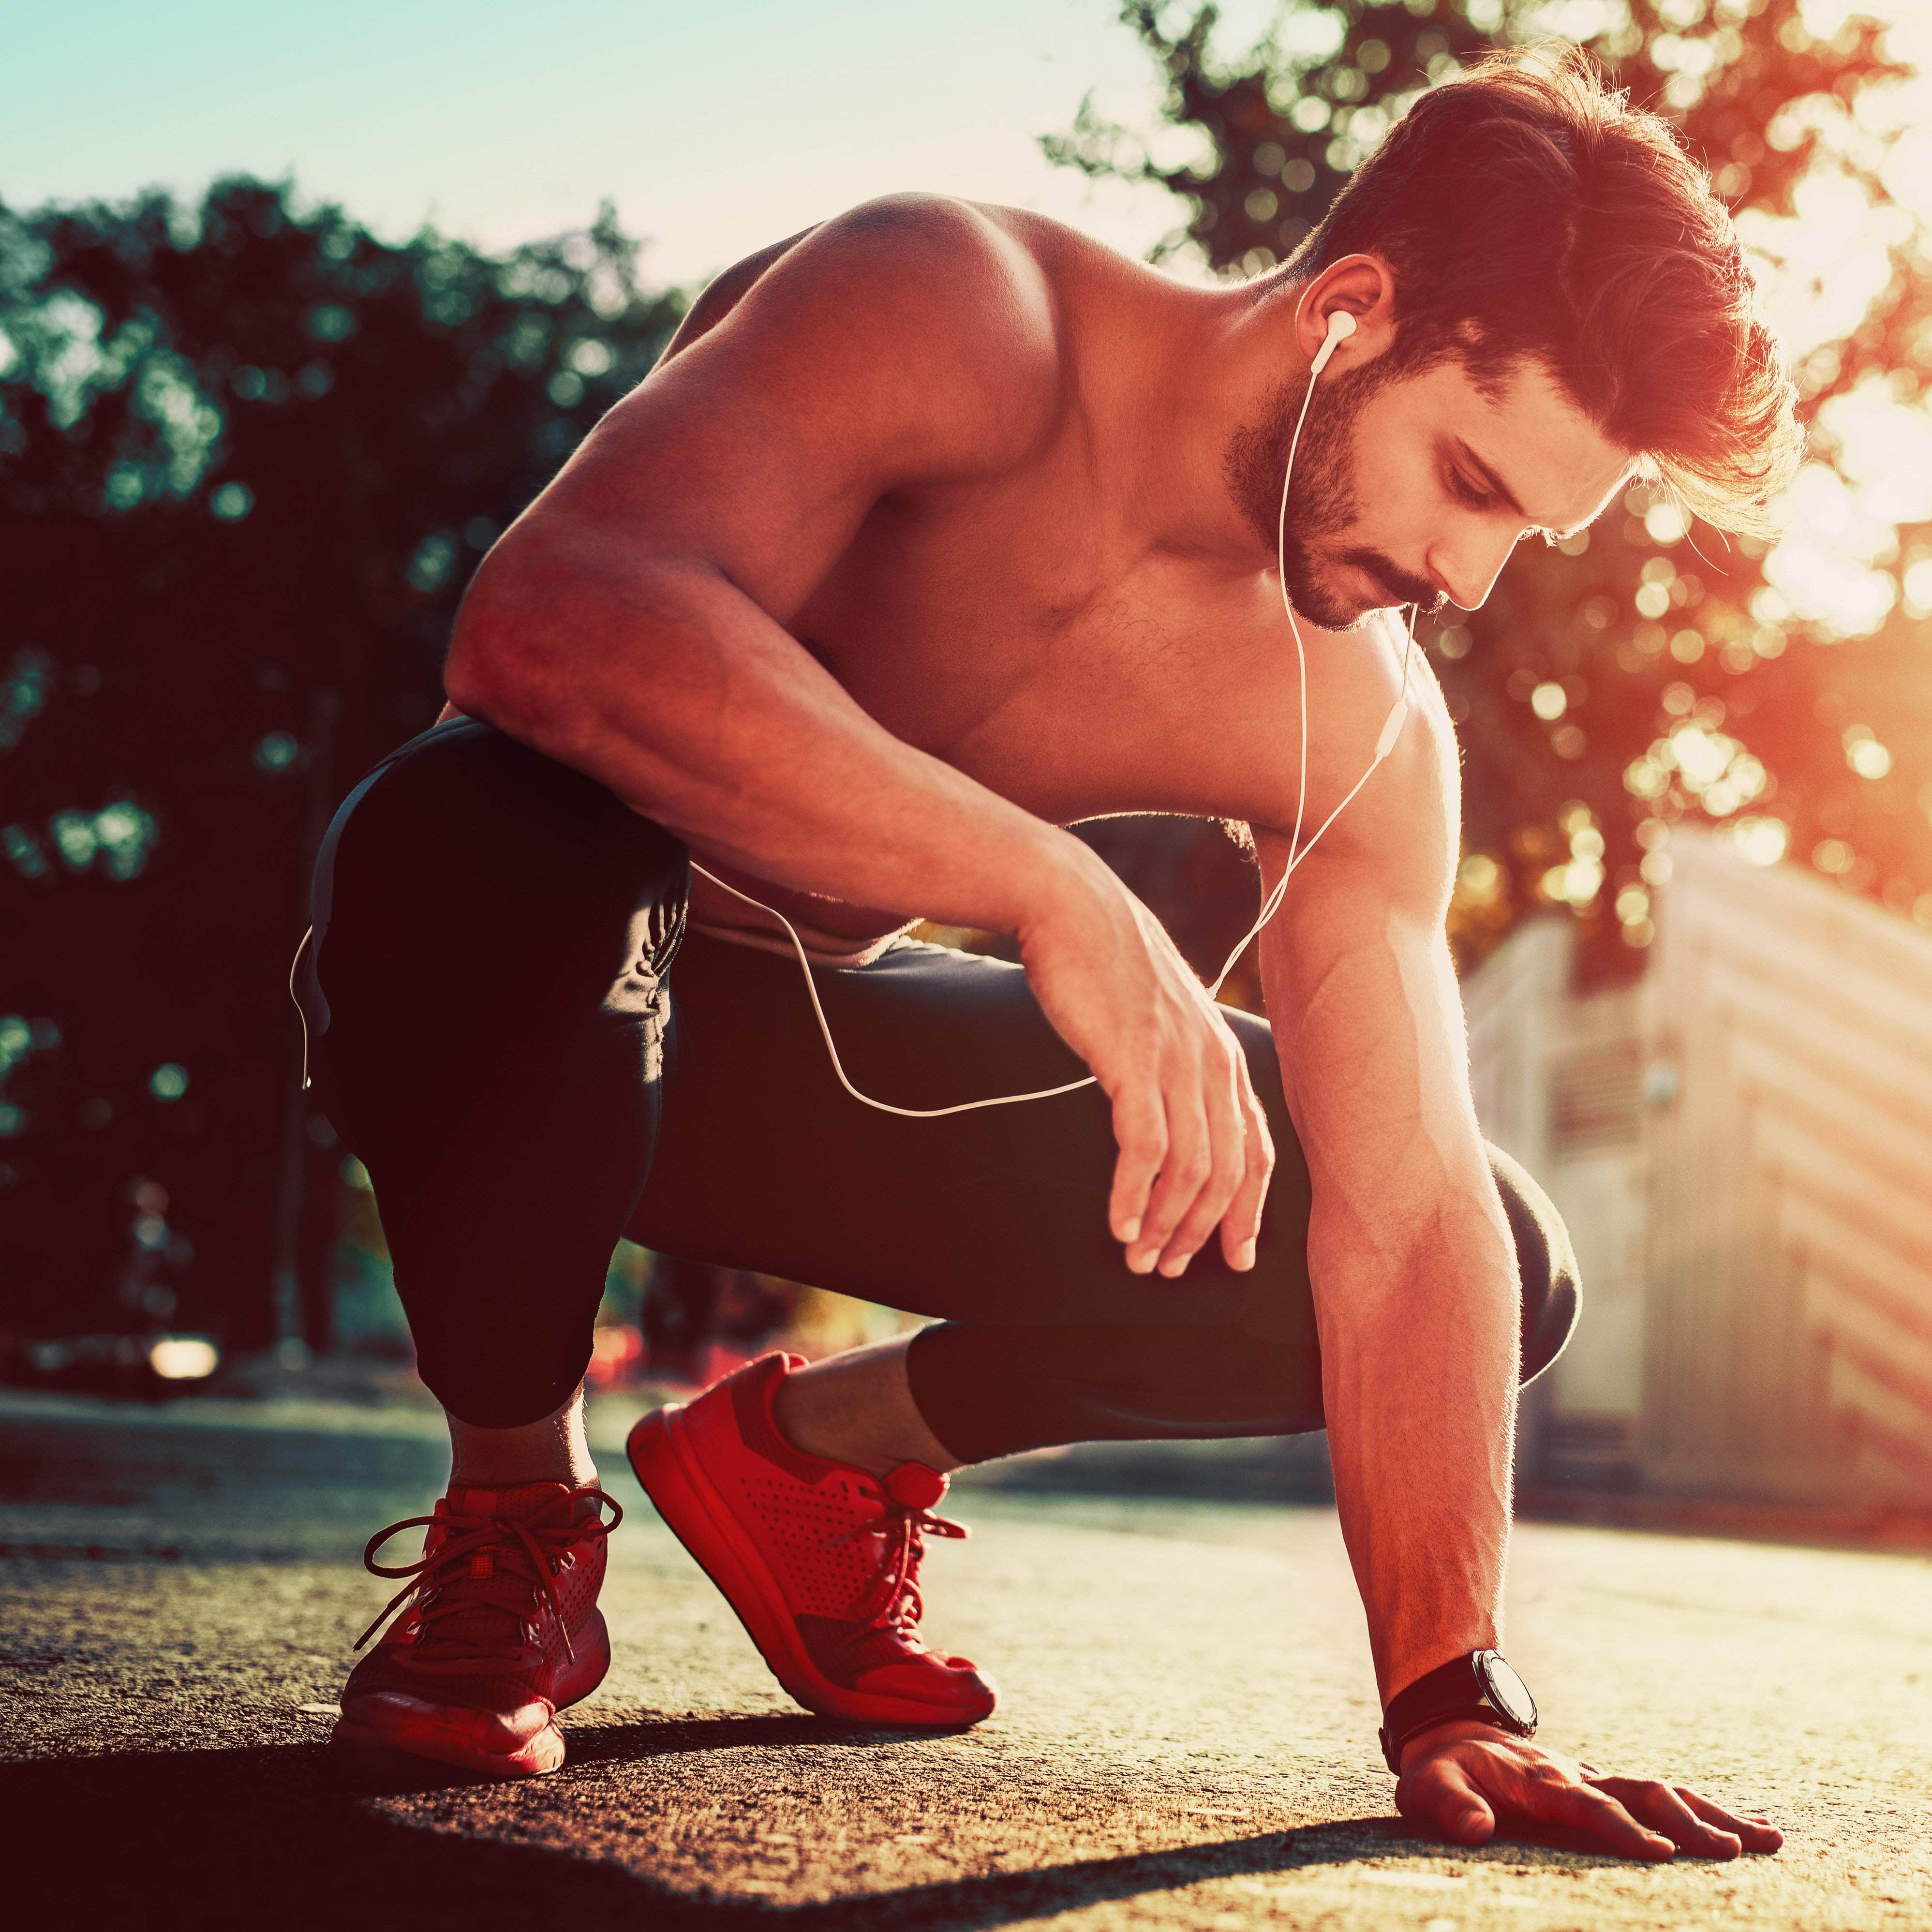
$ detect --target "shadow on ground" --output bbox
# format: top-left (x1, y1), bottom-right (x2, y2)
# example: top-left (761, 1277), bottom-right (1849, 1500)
top-left (10, 1712), bottom-right (1636, 1932)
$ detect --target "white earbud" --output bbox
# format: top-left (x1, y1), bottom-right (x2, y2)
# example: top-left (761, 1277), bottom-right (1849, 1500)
top-left (685, 290), bottom-right (1413, 1119)
top-left (1309, 307), bottom-right (1357, 377)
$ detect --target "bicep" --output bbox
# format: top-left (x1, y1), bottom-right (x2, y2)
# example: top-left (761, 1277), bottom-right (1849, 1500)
top-left (1253, 719), bottom-right (1494, 1267)
top-left (1258, 850), bottom-right (1473, 1186)
top-left (1254, 695), bottom-right (1461, 1098)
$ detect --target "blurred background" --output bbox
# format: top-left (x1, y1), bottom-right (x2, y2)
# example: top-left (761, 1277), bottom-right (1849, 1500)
top-left (1, 0), bottom-right (1926, 1515)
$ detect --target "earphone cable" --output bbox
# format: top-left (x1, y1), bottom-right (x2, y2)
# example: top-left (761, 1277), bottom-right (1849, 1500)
top-left (687, 861), bottom-right (1099, 1117)
top-left (691, 314), bottom-right (1412, 1117)
top-left (301, 313), bottom-right (1414, 1120)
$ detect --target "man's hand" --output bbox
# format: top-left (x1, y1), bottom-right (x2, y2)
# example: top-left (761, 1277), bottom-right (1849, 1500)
top-left (1397, 1721), bottom-right (1783, 1860)
top-left (1017, 853), bottom-right (1273, 1278)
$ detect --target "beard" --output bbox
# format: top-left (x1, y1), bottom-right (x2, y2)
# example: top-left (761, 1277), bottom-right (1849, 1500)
top-left (1224, 359), bottom-right (1443, 631)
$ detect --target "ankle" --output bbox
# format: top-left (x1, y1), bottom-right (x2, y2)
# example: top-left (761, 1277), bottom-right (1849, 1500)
top-left (449, 1461), bottom-right (598, 1489)
top-left (773, 1343), bottom-right (961, 1478)
top-left (773, 1395), bottom-right (896, 1479)
top-left (447, 1387), bottom-right (596, 1489)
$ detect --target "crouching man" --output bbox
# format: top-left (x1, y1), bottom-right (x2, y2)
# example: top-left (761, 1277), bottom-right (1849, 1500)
top-left (303, 48), bottom-right (1793, 1858)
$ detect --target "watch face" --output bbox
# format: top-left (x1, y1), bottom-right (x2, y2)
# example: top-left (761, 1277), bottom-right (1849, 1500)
top-left (1477, 1653), bottom-right (1537, 1730)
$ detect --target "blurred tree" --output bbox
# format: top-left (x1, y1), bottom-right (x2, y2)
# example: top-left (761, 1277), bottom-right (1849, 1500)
top-left (0, 179), bottom-right (684, 1353)
top-left (1050, 0), bottom-right (1932, 980)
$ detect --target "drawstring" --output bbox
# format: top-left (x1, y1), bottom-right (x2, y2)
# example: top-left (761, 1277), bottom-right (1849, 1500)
top-left (288, 927), bottom-right (314, 1092)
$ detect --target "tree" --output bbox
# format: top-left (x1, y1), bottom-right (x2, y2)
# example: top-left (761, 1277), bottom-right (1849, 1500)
top-left (0, 180), bottom-right (684, 1352)
top-left (1049, 0), bottom-right (1932, 977)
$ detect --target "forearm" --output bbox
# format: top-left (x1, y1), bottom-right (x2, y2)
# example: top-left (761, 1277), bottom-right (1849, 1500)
top-left (1256, 870), bottom-right (1521, 1708)
top-left (1314, 1189), bottom-right (1519, 1702)
top-left (446, 536), bottom-right (1096, 936)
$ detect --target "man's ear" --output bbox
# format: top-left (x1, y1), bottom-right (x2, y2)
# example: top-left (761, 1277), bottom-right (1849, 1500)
top-left (1294, 254), bottom-right (1397, 373)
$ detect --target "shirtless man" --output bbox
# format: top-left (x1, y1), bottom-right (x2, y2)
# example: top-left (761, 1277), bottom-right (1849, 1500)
top-left (301, 50), bottom-right (1797, 1856)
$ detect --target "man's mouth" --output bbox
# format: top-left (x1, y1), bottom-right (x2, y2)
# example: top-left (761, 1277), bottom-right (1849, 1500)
top-left (1355, 561), bottom-right (1404, 608)
top-left (1341, 550), bottom-right (1441, 613)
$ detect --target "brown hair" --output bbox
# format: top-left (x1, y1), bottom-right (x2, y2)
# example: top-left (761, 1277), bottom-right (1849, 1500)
top-left (1283, 45), bottom-right (1801, 535)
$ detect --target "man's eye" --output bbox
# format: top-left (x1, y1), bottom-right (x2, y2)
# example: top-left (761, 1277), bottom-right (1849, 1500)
top-left (1449, 469), bottom-right (1494, 510)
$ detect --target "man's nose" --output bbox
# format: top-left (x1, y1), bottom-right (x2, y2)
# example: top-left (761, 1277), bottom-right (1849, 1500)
top-left (1428, 529), bottom-right (1516, 612)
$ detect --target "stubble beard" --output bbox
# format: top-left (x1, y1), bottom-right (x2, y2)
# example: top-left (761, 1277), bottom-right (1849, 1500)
top-left (1224, 362), bottom-right (1438, 632)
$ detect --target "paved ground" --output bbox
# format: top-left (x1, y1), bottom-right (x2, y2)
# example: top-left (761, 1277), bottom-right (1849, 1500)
top-left (1, 1391), bottom-right (1927, 1931)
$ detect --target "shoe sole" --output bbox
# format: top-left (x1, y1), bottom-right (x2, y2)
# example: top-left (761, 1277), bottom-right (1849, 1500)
top-left (330, 1712), bottom-right (566, 1779)
top-left (627, 1406), bottom-right (995, 1727)
top-left (330, 1612), bottom-right (612, 1780)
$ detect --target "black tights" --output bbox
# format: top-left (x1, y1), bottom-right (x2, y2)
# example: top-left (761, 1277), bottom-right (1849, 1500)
top-left (303, 719), bottom-right (1578, 1464)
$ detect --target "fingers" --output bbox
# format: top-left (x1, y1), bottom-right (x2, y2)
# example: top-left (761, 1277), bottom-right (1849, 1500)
top-left (1402, 1744), bottom-right (1672, 1861)
top-left (1547, 1781), bottom-right (1677, 1860)
top-left (1675, 1785), bottom-right (1783, 1855)
top-left (1468, 1756), bottom-right (1674, 1860)
top-left (1107, 1082), bottom-right (1166, 1253)
top-left (1218, 1071), bottom-right (1274, 1270)
top-left (1401, 1738), bottom-right (1782, 1864)
top-left (1590, 1776), bottom-right (1781, 1858)
top-left (1151, 1030), bottom-right (1247, 1276)
top-left (1592, 1778), bottom-right (1740, 1860)
top-left (1081, 907), bottom-right (1269, 1278)
top-left (1399, 1756), bottom-right (1496, 1845)
top-left (1128, 1091), bottom-right (1209, 1274)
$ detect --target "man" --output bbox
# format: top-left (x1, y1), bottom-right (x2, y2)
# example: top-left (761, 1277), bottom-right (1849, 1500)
top-left (302, 48), bottom-right (1797, 1856)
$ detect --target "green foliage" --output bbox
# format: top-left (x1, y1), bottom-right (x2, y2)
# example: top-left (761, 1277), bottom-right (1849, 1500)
top-left (1052, 0), bottom-right (1932, 971)
top-left (0, 178), bottom-right (684, 1345)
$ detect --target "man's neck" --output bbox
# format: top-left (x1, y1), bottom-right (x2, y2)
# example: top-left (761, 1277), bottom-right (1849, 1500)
top-left (1107, 271), bottom-right (1314, 576)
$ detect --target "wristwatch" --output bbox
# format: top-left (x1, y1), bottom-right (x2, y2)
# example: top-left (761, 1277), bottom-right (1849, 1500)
top-left (1378, 1650), bottom-right (1538, 1774)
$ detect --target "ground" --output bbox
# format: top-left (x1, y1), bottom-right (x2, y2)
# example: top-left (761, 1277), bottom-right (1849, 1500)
top-left (1, 1389), bottom-right (1926, 1931)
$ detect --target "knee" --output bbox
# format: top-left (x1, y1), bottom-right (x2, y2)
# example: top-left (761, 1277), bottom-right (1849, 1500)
top-left (1485, 1143), bottom-right (1580, 1387)
top-left (324, 724), bottom-right (688, 1000)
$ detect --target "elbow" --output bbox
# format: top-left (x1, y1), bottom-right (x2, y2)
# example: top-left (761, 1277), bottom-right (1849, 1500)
top-left (442, 647), bottom-right (537, 739)
top-left (442, 529), bottom-right (576, 737)
top-left (441, 640), bottom-right (512, 729)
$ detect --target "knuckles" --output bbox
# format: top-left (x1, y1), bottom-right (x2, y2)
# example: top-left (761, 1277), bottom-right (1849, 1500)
top-left (1166, 1153), bottom-right (1213, 1192)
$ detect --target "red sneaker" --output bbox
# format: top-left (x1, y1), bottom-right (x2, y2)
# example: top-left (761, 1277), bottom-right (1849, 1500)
top-left (627, 1353), bottom-right (996, 1726)
top-left (332, 1481), bottom-right (622, 1779)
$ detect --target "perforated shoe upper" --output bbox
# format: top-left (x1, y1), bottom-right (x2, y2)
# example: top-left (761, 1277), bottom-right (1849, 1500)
top-left (682, 1354), bottom-right (983, 1696)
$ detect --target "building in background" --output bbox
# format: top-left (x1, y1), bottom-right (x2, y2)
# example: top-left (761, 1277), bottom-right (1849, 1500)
top-left (1467, 833), bottom-right (1932, 1505)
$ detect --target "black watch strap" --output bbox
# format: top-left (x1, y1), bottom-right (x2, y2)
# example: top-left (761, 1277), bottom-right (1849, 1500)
top-left (1377, 1650), bottom-right (1538, 1774)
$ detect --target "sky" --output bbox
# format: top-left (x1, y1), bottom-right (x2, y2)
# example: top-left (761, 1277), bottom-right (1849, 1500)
top-left (0, 0), bottom-right (1263, 288)
top-left (7, 0), bottom-right (1929, 649)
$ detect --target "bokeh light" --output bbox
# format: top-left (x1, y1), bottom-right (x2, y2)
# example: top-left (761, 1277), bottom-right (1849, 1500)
top-left (148, 1063), bottom-right (189, 1102)
top-left (147, 1335), bottom-right (218, 1380)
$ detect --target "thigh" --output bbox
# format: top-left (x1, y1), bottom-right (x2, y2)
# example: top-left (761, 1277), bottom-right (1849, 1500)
top-left (629, 933), bottom-right (1321, 1346)
top-left (907, 1321), bottom-right (1328, 1462)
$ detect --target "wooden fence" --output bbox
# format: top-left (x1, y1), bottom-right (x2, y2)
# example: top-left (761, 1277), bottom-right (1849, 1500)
top-left (1463, 833), bottom-right (1932, 1502)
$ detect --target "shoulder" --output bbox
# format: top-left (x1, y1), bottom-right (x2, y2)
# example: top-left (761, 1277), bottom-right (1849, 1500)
top-left (658, 195), bottom-right (1065, 458)
top-left (773, 193), bottom-right (1055, 314)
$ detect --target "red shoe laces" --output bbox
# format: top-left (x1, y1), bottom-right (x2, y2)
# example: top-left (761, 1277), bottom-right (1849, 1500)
top-left (353, 1485), bottom-right (622, 1667)
top-left (840, 1487), bottom-right (967, 1635)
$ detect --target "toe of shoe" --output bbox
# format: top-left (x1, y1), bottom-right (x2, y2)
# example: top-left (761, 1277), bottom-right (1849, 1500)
top-left (854, 1657), bottom-right (998, 1719)
top-left (335, 1692), bottom-right (565, 1775)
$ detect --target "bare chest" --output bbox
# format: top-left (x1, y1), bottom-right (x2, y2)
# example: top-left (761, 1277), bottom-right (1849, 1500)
top-left (686, 468), bottom-right (1410, 945)
top-left (788, 475), bottom-right (1290, 828)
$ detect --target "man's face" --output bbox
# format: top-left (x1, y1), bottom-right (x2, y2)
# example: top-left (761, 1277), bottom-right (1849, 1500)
top-left (1228, 351), bottom-right (1633, 631)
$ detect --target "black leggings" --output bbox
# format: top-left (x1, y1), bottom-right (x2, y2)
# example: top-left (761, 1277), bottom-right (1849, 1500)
top-left (302, 718), bottom-right (1578, 1463)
